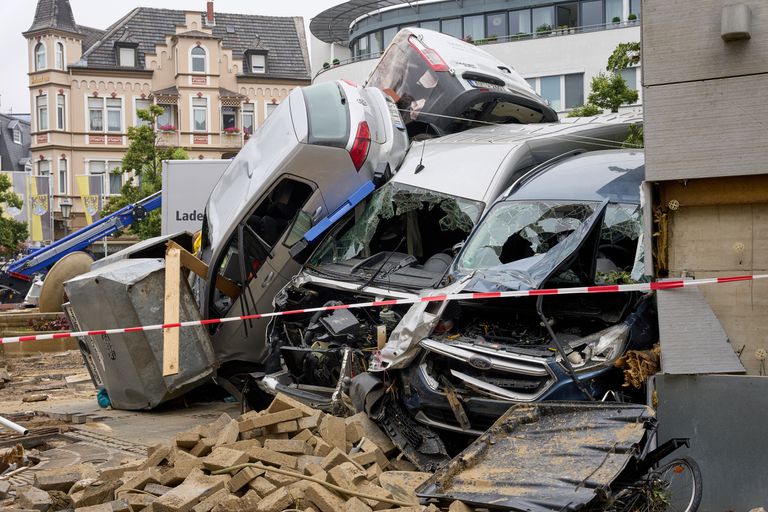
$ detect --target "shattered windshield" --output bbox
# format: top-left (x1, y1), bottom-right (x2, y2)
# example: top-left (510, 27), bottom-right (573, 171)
top-left (309, 182), bottom-right (483, 271)
top-left (458, 201), bottom-right (642, 278)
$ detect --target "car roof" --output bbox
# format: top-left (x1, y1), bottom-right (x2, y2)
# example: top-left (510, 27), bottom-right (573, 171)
top-left (391, 140), bottom-right (516, 203)
top-left (508, 150), bottom-right (645, 204)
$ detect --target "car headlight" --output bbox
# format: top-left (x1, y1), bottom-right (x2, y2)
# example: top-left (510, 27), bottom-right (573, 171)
top-left (558, 323), bottom-right (630, 373)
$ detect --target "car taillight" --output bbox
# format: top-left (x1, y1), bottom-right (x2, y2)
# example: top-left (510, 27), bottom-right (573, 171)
top-left (408, 38), bottom-right (449, 72)
top-left (349, 122), bottom-right (371, 171)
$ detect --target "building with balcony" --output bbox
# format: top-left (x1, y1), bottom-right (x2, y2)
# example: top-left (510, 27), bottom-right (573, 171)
top-left (23, 0), bottom-right (310, 236)
top-left (310, 0), bottom-right (641, 114)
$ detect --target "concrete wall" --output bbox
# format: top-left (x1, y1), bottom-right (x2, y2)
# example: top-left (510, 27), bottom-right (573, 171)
top-left (643, 0), bottom-right (768, 181)
top-left (656, 374), bottom-right (768, 510)
top-left (644, 0), bottom-right (768, 377)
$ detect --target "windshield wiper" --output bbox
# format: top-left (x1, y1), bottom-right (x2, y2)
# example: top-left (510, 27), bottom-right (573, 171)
top-left (357, 237), bottom-right (405, 291)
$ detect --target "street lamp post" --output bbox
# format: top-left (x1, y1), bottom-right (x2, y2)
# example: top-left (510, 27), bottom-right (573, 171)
top-left (60, 200), bottom-right (72, 238)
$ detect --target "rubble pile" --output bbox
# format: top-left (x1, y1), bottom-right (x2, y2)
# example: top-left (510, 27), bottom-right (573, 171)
top-left (8, 394), bottom-right (448, 512)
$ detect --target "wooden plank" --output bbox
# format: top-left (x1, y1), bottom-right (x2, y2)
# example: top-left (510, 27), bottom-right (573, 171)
top-left (163, 245), bottom-right (181, 377)
top-left (166, 241), bottom-right (240, 300)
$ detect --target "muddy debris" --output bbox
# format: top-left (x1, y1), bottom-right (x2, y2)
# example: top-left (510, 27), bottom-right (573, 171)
top-left (0, 393), bottom-right (479, 511)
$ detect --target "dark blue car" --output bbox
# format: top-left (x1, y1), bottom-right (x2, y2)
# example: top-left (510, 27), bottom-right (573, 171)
top-left (392, 150), bottom-right (657, 435)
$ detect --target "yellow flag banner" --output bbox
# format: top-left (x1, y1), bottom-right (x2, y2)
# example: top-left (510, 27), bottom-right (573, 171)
top-left (76, 175), bottom-right (104, 225)
top-left (27, 175), bottom-right (53, 242)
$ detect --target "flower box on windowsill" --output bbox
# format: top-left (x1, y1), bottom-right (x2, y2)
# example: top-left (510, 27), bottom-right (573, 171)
top-left (158, 124), bottom-right (177, 134)
top-left (223, 128), bottom-right (241, 136)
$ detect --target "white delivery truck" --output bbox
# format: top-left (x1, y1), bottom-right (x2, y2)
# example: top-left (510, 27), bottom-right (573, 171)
top-left (161, 160), bottom-right (232, 236)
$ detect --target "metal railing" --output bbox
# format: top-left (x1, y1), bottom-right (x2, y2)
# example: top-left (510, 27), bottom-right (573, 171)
top-left (315, 19), bottom-right (640, 77)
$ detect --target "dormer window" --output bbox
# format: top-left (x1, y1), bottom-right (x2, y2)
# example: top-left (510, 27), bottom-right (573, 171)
top-left (12, 129), bottom-right (21, 145)
top-left (116, 43), bottom-right (138, 68)
top-left (245, 50), bottom-right (268, 75)
top-left (250, 54), bottom-right (266, 74)
top-left (34, 43), bottom-right (46, 71)
top-left (191, 46), bottom-right (207, 73)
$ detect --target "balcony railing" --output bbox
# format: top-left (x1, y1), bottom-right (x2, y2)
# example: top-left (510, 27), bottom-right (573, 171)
top-left (316, 19), bottom-right (640, 77)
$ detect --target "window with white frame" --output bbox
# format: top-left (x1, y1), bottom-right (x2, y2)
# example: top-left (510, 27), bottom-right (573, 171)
top-left (265, 102), bottom-right (279, 118)
top-left (37, 95), bottom-right (48, 131)
top-left (56, 95), bottom-right (66, 130)
top-left (88, 97), bottom-right (104, 131)
top-left (106, 98), bottom-right (122, 132)
top-left (135, 98), bottom-right (152, 126)
top-left (250, 54), bottom-right (266, 74)
top-left (242, 103), bottom-right (255, 135)
top-left (619, 67), bottom-right (638, 92)
top-left (38, 160), bottom-right (51, 176)
top-left (88, 160), bottom-right (122, 196)
top-left (191, 46), bottom-right (206, 73)
top-left (34, 43), bottom-right (46, 71)
top-left (539, 76), bottom-right (561, 110)
top-left (527, 73), bottom-right (585, 111)
top-left (221, 106), bottom-right (237, 131)
top-left (157, 104), bottom-right (177, 130)
top-left (193, 98), bottom-right (208, 131)
top-left (58, 159), bottom-right (67, 194)
top-left (107, 161), bottom-right (122, 195)
top-left (119, 47), bottom-right (136, 67)
top-left (12, 129), bottom-right (21, 145)
top-left (55, 42), bottom-right (64, 70)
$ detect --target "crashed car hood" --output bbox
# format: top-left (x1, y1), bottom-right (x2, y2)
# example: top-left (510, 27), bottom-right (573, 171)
top-left (461, 200), bottom-right (609, 292)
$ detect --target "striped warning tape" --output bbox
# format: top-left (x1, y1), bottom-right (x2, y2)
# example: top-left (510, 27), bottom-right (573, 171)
top-left (3, 274), bottom-right (765, 345)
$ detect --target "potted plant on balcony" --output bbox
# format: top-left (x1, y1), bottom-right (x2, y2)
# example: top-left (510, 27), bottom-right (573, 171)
top-left (332, 58), bottom-right (340, 66)
top-left (323, 62), bottom-right (331, 70)
top-left (628, 13), bottom-right (638, 24)
top-left (535, 24), bottom-right (552, 37)
top-left (158, 124), bottom-right (176, 133)
top-left (612, 16), bottom-right (621, 26)
top-left (223, 127), bottom-right (241, 136)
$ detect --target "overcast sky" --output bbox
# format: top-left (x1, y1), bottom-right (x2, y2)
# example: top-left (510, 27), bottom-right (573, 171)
top-left (0, 0), bottom-right (341, 114)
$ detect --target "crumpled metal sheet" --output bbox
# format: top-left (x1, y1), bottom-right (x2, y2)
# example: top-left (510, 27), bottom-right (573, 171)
top-left (416, 402), bottom-right (653, 511)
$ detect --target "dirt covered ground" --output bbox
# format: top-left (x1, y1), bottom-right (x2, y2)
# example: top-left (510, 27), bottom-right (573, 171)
top-left (0, 350), bottom-right (96, 413)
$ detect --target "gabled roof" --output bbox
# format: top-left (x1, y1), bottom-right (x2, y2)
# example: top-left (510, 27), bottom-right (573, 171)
top-left (25, 0), bottom-right (81, 36)
top-left (76, 8), bottom-right (310, 80)
top-left (0, 114), bottom-right (32, 174)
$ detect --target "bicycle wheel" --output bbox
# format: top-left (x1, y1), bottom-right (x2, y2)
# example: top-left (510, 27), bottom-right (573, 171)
top-left (649, 457), bottom-right (702, 512)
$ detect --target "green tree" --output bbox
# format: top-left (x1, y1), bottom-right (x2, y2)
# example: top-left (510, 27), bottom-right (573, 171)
top-left (623, 123), bottom-right (644, 148)
top-left (607, 41), bottom-right (641, 72)
top-left (0, 174), bottom-right (28, 255)
top-left (587, 72), bottom-right (639, 113)
top-left (102, 106), bottom-right (188, 239)
top-left (566, 103), bottom-right (602, 117)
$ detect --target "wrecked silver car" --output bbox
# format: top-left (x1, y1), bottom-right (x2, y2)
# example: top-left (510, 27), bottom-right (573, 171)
top-left (258, 121), bottom-right (643, 409)
top-left (198, 80), bottom-right (408, 369)
top-left (367, 27), bottom-right (558, 138)
top-left (369, 150), bottom-right (657, 436)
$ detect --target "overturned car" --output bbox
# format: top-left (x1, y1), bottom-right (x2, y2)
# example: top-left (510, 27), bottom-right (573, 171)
top-left (372, 150), bottom-right (655, 435)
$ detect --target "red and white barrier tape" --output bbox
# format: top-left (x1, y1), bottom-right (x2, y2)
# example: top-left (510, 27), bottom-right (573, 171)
top-left (4, 274), bottom-right (766, 345)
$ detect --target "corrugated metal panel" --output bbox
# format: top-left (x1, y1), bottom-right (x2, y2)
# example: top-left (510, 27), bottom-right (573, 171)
top-left (657, 285), bottom-right (745, 374)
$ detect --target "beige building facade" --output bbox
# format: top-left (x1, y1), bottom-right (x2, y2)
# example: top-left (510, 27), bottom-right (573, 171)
top-left (23, 0), bottom-right (310, 235)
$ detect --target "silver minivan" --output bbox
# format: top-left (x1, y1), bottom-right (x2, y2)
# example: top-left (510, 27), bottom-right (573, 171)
top-left (199, 80), bottom-right (408, 366)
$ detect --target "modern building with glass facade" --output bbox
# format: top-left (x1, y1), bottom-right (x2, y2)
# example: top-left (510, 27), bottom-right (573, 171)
top-left (309, 0), bottom-right (642, 115)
